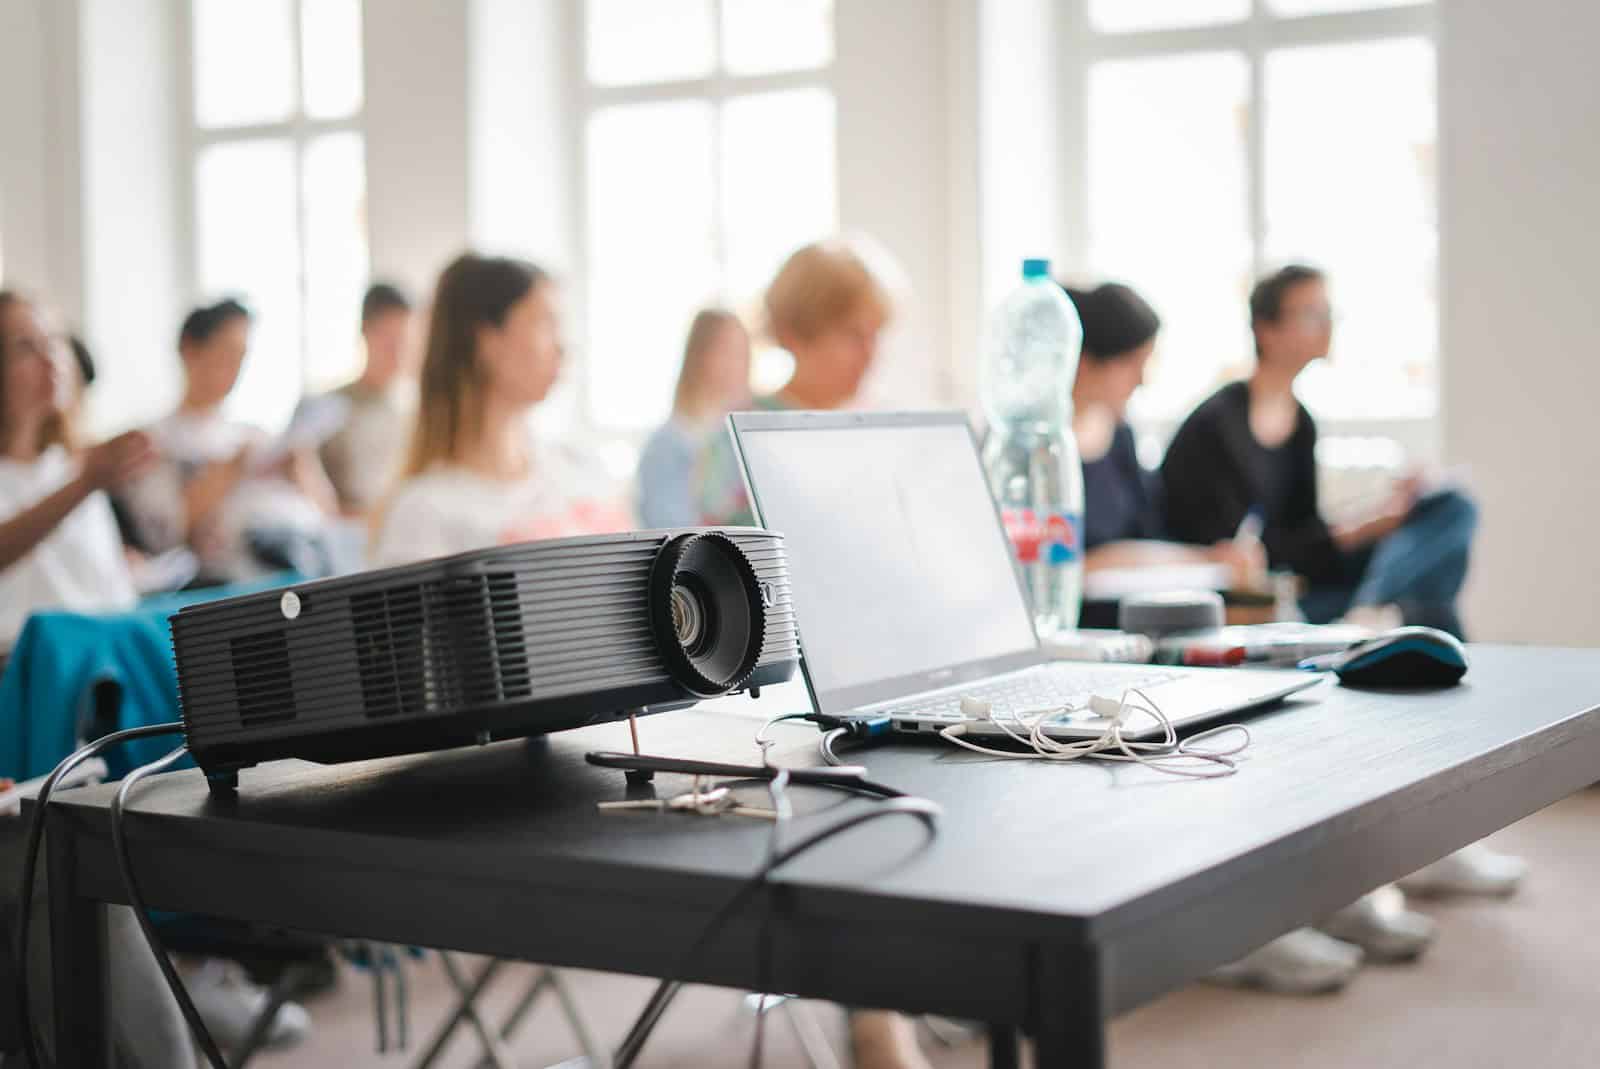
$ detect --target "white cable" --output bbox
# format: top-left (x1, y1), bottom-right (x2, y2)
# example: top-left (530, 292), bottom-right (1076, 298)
top-left (937, 687), bottom-right (1250, 779)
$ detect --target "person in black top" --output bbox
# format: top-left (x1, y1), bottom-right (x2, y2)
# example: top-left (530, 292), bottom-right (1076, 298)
top-left (1067, 282), bottom-right (1264, 580)
top-left (1160, 265), bottom-right (1476, 635)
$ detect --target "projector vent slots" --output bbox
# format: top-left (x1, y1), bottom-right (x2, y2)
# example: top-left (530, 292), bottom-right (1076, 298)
top-left (229, 630), bottom-right (296, 726)
top-left (351, 571), bottom-right (528, 720)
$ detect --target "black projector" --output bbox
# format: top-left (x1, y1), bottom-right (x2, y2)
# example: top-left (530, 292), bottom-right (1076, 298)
top-left (171, 528), bottom-right (798, 789)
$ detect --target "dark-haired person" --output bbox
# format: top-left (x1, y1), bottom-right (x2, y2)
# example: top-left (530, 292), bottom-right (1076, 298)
top-left (0, 292), bottom-right (151, 650)
top-left (1066, 281), bottom-right (1440, 994)
top-left (122, 299), bottom-right (337, 583)
top-left (1161, 265), bottom-right (1476, 635)
top-left (1063, 282), bottom-right (1264, 590)
top-left (318, 282), bottom-right (417, 517)
top-left (372, 253), bottom-right (628, 565)
top-left (1160, 265), bottom-right (1525, 909)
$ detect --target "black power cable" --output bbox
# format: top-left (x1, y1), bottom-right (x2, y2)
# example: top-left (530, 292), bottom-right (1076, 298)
top-left (13, 722), bottom-right (185, 1069)
top-left (613, 791), bottom-right (941, 1069)
top-left (110, 745), bottom-right (230, 1068)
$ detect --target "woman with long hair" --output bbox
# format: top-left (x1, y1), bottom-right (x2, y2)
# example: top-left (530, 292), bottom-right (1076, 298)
top-left (637, 307), bottom-right (751, 527)
top-left (372, 253), bottom-right (627, 565)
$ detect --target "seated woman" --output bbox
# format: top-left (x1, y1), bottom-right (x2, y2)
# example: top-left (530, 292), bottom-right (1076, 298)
top-left (1065, 282), bottom-right (1265, 622)
top-left (0, 291), bottom-right (148, 650)
top-left (122, 299), bottom-right (338, 582)
top-left (1159, 265), bottom-right (1475, 636)
top-left (697, 237), bottom-right (897, 527)
top-left (372, 253), bottom-right (628, 566)
top-left (637, 308), bottom-right (751, 528)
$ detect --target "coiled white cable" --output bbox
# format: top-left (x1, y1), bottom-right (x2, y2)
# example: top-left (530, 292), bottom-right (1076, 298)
top-left (938, 687), bottom-right (1250, 779)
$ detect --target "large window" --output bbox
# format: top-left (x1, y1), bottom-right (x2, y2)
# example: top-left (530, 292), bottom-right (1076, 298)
top-left (580, 0), bottom-right (837, 431)
top-left (1068, 0), bottom-right (1436, 428)
top-left (189, 0), bottom-right (368, 429)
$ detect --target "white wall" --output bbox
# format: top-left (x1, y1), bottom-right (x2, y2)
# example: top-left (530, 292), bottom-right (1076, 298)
top-left (0, 0), bottom-right (81, 315)
top-left (1440, 0), bottom-right (1600, 646)
top-left (835, 0), bottom-right (961, 407)
top-left (363, 0), bottom-right (472, 298)
top-left (79, 0), bottom-right (185, 433)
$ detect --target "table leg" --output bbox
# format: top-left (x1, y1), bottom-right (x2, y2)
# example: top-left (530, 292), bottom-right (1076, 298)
top-left (989, 1024), bottom-right (1021, 1068)
top-left (1032, 943), bottom-right (1105, 1069)
top-left (47, 813), bottom-right (111, 1068)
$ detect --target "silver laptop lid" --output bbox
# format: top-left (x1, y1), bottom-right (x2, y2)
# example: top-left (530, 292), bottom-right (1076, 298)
top-left (728, 410), bottom-right (1041, 715)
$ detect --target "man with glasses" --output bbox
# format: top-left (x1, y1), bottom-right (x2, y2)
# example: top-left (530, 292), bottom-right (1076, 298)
top-left (1161, 264), bottom-right (1475, 635)
top-left (1155, 265), bottom-right (1523, 995)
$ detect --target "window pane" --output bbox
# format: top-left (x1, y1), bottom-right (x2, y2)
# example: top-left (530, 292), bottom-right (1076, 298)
top-left (721, 89), bottom-right (837, 310)
top-left (302, 133), bottom-right (369, 393)
top-left (1268, 0), bottom-right (1426, 15)
top-left (301, 0), bottom-right (364, 120)
top-left (1088, 53), bottom-right (1250, 419)
top-left (196, 139), bottom-right (302, 428)
top-left (1089, 0), bottom-right (1248, 33)
top-left (585, 0), bottom-right (714, 87)
top-left (721, 0), bottom-right (833, 75)
top-left (193, 0), bottom-right (295, 128)
top-left (585, 101), bottom-right (717, 429)
top-left (1265, 38), bottom-right (1436, 419)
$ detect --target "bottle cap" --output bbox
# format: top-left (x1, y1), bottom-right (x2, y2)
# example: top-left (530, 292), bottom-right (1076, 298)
top-left (1021, 258), bottom-right (1051, 281)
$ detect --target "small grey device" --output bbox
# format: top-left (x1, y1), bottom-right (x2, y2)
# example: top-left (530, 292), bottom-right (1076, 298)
top-left (172, 529), bottom-right (799, 789)
top-left (727, 410), bottom-right (1318, 742)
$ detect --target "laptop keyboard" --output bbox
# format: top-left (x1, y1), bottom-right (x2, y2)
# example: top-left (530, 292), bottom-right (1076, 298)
top-left (885, 663), bottom-right (1184, 720)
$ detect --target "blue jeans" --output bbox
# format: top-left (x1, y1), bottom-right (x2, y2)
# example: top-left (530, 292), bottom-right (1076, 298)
top-left (1301, 489), bottom-right (1477, 637)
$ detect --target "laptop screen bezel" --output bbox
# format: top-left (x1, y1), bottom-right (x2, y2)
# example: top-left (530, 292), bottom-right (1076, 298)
top-left (728, 408), bottom-right (1044, 716)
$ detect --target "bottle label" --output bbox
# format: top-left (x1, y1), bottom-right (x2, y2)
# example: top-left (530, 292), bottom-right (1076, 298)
top-left (1001, 509), bottom-right (1081, 566)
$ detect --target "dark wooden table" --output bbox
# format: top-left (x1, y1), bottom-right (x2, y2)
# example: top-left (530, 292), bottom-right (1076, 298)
top-left (43, 645), bottom-right (1600, 1067)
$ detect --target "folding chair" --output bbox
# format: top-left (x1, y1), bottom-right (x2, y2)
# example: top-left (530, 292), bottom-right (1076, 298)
top-left (411, 954), bottom-right (606, 1069)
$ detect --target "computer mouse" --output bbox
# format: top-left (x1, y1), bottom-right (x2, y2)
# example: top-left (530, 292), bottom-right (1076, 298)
top-left (1306, 626), bottom-right (1468, 688)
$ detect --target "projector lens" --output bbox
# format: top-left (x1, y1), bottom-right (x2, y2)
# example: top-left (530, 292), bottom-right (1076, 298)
top-left (649, 533), bottom-right (766, 696)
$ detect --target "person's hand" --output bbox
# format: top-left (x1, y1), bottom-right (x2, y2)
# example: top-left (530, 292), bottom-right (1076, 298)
top-left (79, 430), bottom-right (155, 491)
top-left (1207, 538), bottom-right (1268, 590)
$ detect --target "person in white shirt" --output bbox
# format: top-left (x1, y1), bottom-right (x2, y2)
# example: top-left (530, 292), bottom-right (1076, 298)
top-left (373, 254), bottom-right (629, 567)
top-left (0, 291), bottom-right (150, 649)
top-left (122, 299), bottom-right (338, 581)
top-left (318, 282), bottom-right (417, 518)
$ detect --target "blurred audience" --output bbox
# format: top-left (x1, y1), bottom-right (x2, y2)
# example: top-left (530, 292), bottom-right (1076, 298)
top-left (120, 299), bottom-right (338, 582)
top-left (319, 282), bottom-right (417, 518)
top-left (697, 237), bottom-right (897, 526)
top-left (1160, 265), bottom-right (1476, 636)
top-left (372, 253), bottom-right (628, 566)
top-left (0, 291), bottom-right (151, 650)
top-left (637, 307), bottom-right (751, 528)
top-left (1066, 281), bottom-right (1265, 589)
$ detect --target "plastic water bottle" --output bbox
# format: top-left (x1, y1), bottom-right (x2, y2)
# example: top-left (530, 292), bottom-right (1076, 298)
top-left (980, 258), bottom-right (1085, 636)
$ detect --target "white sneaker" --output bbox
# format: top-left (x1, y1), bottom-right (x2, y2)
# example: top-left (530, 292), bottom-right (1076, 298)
top-left (1319, 885), bottom-right (1436, 963)
top-left (184, 958), bottom-right (311, 1050)
top-left (1398, 844), bottom-right (1527, 898)
top-left (1208, 928), bottom-right (1363, 995)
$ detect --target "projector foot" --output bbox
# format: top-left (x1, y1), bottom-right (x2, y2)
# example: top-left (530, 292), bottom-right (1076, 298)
top-left (625, 768), bottom-right (656, 785)
top-left (205, 769), bottom-right (239, 795)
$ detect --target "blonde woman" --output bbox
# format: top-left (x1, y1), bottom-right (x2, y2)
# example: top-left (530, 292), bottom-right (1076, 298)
top-left (637, 308), bottom-right (752, 527)
top-left (373, 253), bottom-right (628, 565)
top-left (698, 238), bottom-right (898, 527)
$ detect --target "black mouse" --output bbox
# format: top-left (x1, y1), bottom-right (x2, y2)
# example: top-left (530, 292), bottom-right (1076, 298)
top-left (1303, 626), bottom-right (1468, 688)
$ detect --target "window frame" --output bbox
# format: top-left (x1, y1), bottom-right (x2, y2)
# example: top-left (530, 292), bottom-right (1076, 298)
top-left (180, 0), bottom-right (368, 417)
top-left (570, 0), bottom-right (839, 435)
top-left (1057, 0), bottom-right (1439, 447)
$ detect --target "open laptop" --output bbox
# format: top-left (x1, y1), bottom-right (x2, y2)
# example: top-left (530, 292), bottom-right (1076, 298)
top-left (728, 410), bottom-right (1319, 741)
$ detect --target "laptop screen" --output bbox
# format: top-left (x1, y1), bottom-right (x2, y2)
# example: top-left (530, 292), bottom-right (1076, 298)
top-left (731, 412), bottom-right (1040, 714)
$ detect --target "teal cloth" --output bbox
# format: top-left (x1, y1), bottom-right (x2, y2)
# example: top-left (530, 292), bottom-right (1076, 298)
top-left (0, 575), bottom-right (297, 781)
